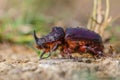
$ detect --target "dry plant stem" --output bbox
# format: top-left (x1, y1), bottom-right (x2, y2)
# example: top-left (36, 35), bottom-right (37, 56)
top-left (105, 0), bottom-right (110, 22)
top-left (87, 0), bottom-right (111, 36)
top-left (87, 0), bottom-right (97, 30)
top-left (92, 0), bottom-right (98, 30)
top-left (112, 15), bottom-right (120, 23)
top-left (94, 0), bottom-right (102, 33)
top-left (100, 0), bottom-right (110, 36)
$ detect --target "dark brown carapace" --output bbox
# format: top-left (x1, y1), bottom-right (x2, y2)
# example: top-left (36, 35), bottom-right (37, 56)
top-left (33, 27), bottom-right (104, 59)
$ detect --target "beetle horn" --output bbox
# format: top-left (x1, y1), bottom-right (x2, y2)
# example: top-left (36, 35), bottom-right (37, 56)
top-left (33, 30), bottom-right (39, 44)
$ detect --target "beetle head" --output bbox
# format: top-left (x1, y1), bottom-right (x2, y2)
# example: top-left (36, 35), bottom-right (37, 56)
top-left (33, 30), bottom-right (45, 48)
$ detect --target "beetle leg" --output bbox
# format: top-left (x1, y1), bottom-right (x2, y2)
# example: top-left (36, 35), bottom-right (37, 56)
top-left (39, 50), bottom-right (46, 60)
top-left (48, 43), bottom-right (59, 57)
top-left (85, 46), bottom-right (96, 54)
top-left (40, 43), bottom-right (59, 59)
top-left (64, 48), bottom-right (72, 59)
top-left (97, 51), bottom-right (104, 57)
top-left (85, 46), bottom-right (104, 58)
top-left (44, 44), bottom-right (58, 59)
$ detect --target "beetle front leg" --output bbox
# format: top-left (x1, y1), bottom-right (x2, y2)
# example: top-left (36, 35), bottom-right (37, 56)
top-left (47, 43), bottom-right (59, 58)
top-left (39, 50), bottom-right (46, 60)
top-left (40, 43), bottom-right (59, 59)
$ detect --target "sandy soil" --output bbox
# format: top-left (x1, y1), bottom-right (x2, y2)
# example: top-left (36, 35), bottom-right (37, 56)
top-left (0, 43), bottom-right (120, 80)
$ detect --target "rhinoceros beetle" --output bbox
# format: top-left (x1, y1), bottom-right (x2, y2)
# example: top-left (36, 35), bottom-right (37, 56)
top-left (33, 27), bottom-right (104, 59)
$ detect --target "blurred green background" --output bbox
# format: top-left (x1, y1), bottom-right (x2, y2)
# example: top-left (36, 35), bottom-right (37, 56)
top-left (0, 0), bottom-right (120, 45)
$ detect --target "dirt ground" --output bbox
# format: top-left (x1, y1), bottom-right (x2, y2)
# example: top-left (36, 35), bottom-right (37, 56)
top-left (0, 43), bottom-right (120, 80)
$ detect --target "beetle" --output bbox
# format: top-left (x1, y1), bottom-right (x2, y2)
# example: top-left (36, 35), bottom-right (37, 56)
top-left (33, 27), bottom-right (104, 59)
